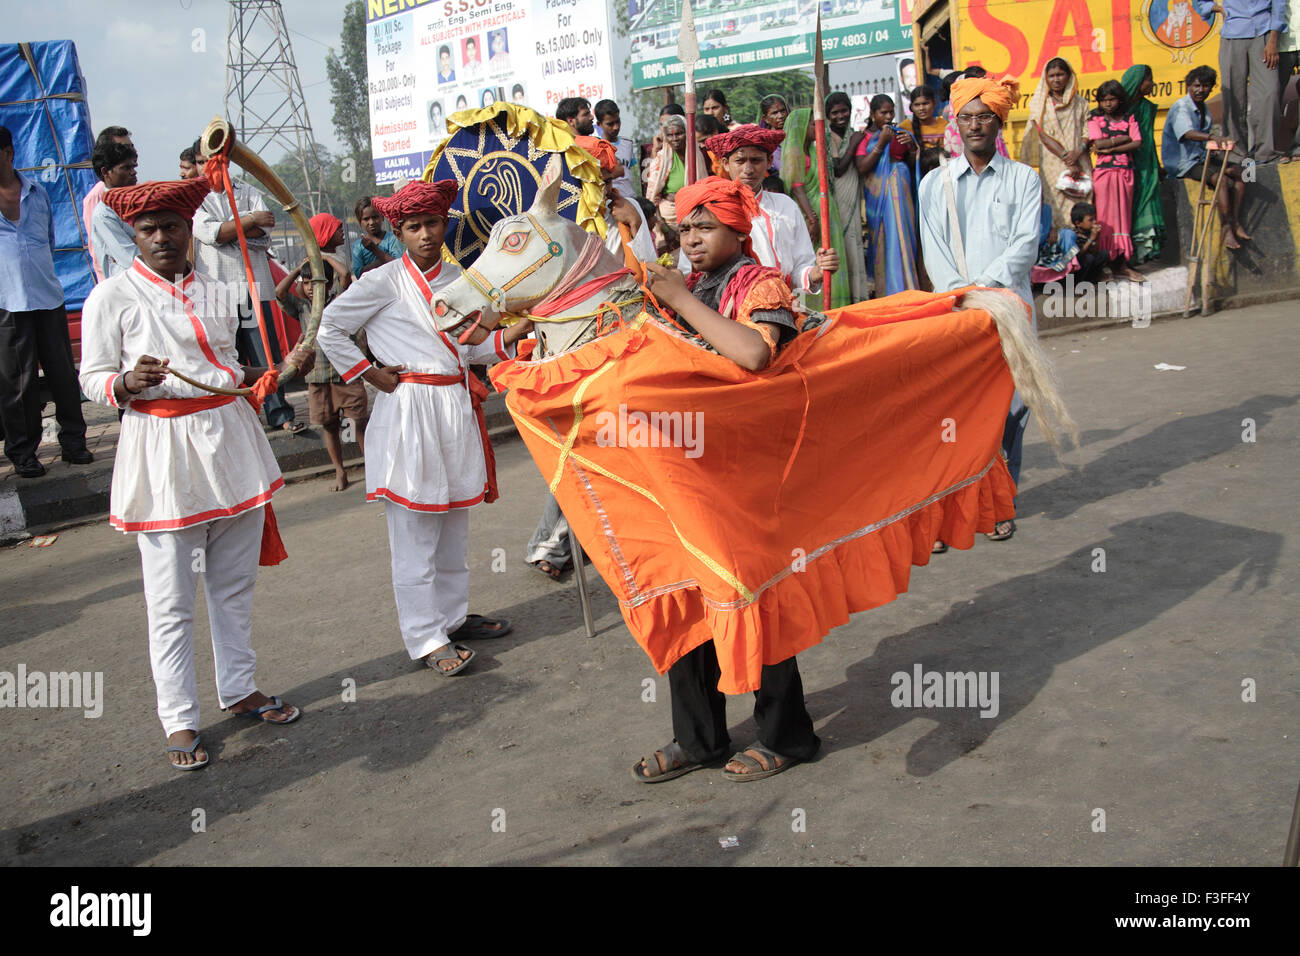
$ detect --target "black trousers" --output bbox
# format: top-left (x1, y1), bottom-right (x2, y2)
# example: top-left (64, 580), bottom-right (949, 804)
top-left (0, 304), bottom-right (87, 465)
top-left (235, 298), bottom-right (294, 427)
top-left (669, 640), bottom-right (820, 763)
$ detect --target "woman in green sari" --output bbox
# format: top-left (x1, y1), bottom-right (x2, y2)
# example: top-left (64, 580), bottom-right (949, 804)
top-left (1121, 64), bottom-right (1166, 264)
top-left (780, 106), bottom-right (857, 307)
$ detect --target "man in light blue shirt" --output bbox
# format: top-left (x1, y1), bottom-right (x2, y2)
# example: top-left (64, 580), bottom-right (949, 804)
top-left (88, 139), bottom-right (140, 279)
top-left (1162, 65), bottom-right (1252, 248)
top-left (0, 125), bottom-right (91, 477)
top-left (919, 80), bottom-right (1042, 541)
top-left (1195, 0), bottom-right (1287, 163)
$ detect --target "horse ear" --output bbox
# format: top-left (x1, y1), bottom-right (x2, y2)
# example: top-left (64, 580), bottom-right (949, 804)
top-left (531, 154), bottom-right (563, 214)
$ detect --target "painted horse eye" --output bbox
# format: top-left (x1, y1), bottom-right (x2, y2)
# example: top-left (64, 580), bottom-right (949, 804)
top-left (501, 230), bottom-right (529, 253)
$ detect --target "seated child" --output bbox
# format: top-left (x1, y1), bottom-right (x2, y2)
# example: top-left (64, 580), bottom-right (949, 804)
top-left (634, 176), bottom-right (820, 781)
top-left (1031, 201), bottom-right (1079, 285)
top-left (1066, 202), bottom-right (1109, 283)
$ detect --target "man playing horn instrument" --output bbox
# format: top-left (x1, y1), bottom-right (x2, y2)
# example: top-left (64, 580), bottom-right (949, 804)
top-left (78, 177), bottom-right (314, 771)
top-left (317, 179), bottom-right (531, 675)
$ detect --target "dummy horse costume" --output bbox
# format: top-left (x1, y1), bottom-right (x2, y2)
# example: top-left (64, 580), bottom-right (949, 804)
top-left (432, 158), bottom-right (1078, 695)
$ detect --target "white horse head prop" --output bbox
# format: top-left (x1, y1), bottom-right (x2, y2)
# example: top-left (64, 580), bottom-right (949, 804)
top-left (431, 156), bottom-right (637, 356)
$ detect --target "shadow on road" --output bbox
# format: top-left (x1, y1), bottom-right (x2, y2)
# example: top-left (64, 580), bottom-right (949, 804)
top-left (1, 506), bottom-right (1279, 864)
top-left (794, 512), bottom-right (1280, 777)
top-left (1016, 394), bottom-right (1298, 521)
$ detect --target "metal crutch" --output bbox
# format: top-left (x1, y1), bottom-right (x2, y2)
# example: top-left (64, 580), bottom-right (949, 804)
top-left (569, 530), bottom-right (596, 639)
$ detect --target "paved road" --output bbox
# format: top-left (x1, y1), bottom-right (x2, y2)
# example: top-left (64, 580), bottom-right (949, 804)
top-left (2, 304), bottom-right (1297, 865)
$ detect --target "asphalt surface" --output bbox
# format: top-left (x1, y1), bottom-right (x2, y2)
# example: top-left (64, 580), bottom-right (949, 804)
top-left (1, 302), bottom-right (1297, 866)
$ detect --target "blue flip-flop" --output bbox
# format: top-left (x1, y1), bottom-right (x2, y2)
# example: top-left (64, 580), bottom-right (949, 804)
top-left (228, 696), bottom-right (301, 724)
top-left (166, 734), bottom-right (209, 771)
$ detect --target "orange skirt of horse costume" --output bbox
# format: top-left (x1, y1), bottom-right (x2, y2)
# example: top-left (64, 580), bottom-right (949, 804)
top-left (491, 288), bottom-right (1018, 694)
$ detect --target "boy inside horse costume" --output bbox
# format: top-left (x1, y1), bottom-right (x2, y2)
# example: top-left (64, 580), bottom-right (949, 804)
top-left (318, 180), bottom-right (532, 675)
top-left (431, 159), bottom-right (1077, 782)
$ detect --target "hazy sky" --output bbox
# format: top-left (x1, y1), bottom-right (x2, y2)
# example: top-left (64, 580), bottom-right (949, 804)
top-left (13, 0), bottom-right (355, 180)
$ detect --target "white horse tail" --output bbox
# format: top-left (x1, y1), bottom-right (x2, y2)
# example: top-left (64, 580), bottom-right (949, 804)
top-left (959, 289), bottom-right (1080, 462)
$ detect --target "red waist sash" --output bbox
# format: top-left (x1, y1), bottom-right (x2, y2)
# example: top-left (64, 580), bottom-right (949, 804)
top-left (128, 393), bottom-right (286, 566)
top-left (396, 370), bottom-right (498, 503)
top-left (132, 395), bottom-right (237, 417)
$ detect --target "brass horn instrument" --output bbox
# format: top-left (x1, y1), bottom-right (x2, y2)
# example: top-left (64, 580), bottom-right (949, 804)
top-left (166, 117), bottom-right (326, 396)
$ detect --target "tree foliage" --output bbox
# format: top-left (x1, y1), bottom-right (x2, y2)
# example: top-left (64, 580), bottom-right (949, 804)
top-left (325, 0), bottom-right (377, 196)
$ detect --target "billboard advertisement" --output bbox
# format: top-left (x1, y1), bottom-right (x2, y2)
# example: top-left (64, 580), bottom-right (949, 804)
top-left (365, 0), bottom-right (618, 185)
top-left (629, 0), bottom-right (913, 90)
top-left (953, 0), bottom-right (1223, 152)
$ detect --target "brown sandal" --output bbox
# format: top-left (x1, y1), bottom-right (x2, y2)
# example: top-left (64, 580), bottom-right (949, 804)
top-left (631, 741), bottom-right (707, 783)
top-left (985, 519), bottom-right (1016, 541)
top-left (424, 643), bottom-right (475, 675)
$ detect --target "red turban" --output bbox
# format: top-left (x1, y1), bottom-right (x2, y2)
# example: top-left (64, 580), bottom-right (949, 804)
top-left (575, 135), bottom-right (618, 174)
top-left (371, 179), bottom-right (458, 228)
top-left (674, 176), bottom-right (758, 259)
top-left (102, 177), bottom-right (212, 225)
top-left (309, 212), bottom-right (343, 249)
top-left (950, 75), bottom-right (1021, 124)
top-left (704, 124), bottom-right (786, 159)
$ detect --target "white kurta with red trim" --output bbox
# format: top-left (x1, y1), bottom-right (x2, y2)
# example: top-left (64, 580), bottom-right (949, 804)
top-left (317, 253), bottom-right (515, 512)
top-left (751, 190), bottom-right (819, 293)
top-left (78, 260), bottom-right (283, 532)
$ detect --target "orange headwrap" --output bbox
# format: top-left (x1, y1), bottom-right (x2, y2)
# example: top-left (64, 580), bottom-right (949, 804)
top-left (674, 176), bottom-right (758, 259)
top-left (371, 179), bottom-right (458, 228)
top-left (309, 212), bottom-right (343, 250)
top-left (704, 123), bottom-right (786, 159)
top-left (575, 135), bottom-right (618, 174)
top-left (949, 75), bottom-right (1021, 125)
top-left (103, 177), bottom-right (212, 225)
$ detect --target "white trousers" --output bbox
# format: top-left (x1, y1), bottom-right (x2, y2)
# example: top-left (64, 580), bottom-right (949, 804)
top-left (385, 502), bottom-right (470, 660)
top-left (137, 506), bottom-right (263, 736)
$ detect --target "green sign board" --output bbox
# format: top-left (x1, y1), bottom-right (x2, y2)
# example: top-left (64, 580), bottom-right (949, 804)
top-left (629, 0), bottom-right (913, 89)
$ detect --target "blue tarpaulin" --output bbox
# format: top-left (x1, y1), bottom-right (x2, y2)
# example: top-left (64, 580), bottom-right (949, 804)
top-left (0, 40), bottom-right (96, 311)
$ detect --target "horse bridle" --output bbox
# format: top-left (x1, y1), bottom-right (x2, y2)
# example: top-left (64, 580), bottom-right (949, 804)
top-left (460, 212), bottom-right (565, 311)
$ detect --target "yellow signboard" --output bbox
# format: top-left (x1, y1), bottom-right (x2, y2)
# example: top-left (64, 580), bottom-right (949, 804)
top-left (950, 0), bottom-right (1221, 150)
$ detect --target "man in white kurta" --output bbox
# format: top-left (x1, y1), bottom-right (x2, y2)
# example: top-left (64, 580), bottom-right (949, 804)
top-left (78, 178), bottom-right (310, 770)
top-left (317, 179), bottom-right (531, 674)
top-left (677, 125), bottom-right (838, 293)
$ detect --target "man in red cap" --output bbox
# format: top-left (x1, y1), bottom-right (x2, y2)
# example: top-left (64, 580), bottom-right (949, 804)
top-left (78, 177), bottom-right (315, 771)
top-left (275, 212), bottom-right (368, 491)
top-left (318, 179), bottom-right (533, 676)
top-left (701, 124), bottom-right (838, 298)
top-left (633, 175), bottom-right (823, 782)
